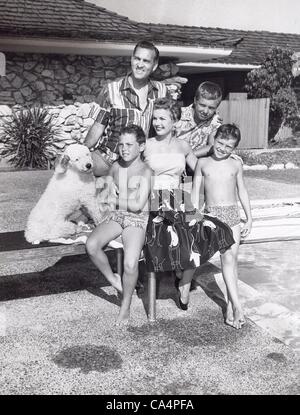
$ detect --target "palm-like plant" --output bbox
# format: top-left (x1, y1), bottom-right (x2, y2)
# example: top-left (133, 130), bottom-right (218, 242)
top-left (0, 106), bottom-right (61, 169)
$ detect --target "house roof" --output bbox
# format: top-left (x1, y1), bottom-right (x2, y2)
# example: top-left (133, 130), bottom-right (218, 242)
top-left (0, 0), bottom-right (150, 41)
top-left (0, 0), bottom-right (236, 49)
top-left (0, 0), bottom-right (300, 66)
top-left (140, 23), bottom-right (300, 66)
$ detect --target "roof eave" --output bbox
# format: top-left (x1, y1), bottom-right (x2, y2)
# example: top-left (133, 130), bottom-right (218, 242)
top-left (0, 37), bottom-right (232, 61)
top-left (177, 62), bottom-right (261, 73)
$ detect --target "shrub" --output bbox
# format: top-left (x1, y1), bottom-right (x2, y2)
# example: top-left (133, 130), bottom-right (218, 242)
top-left (237, 149), bottom-right (300, 167)
top-left (245, 47), bottom-right (300, 140)
top-left (0, 106), bottom-right (61, 169)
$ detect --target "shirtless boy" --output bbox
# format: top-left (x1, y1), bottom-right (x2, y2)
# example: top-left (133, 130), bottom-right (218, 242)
top-left (191, 124), bottom-right (252, 329)
top-left (86, 124), bottom-right (152, 324)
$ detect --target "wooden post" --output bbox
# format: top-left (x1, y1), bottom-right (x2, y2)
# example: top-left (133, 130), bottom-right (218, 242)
top-left (264, 98), bottom-right (270, 148)
top-left (0, 52), bottom-right (5, 76)
top-left (116, 248), bottom-right (123, 276)
top-left (148, 272), bottom-right (156, 322)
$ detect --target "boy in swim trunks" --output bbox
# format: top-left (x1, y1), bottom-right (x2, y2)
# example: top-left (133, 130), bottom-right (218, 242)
top-left (86, 124), bottom-right (152, 324)
top-left (191, 124), bottom-right (252, 329)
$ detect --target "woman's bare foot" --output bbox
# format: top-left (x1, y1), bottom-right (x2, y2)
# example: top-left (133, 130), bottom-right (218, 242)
top-left (111, 273), bottom-right (123, 294)
top-left (225, 302), bottom-right (245, 329)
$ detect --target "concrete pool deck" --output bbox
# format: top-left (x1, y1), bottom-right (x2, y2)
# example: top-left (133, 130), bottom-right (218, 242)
top-left (195, 238), bottom-right (300, 353)
top-left (0, 170), bottom-right (299, 395)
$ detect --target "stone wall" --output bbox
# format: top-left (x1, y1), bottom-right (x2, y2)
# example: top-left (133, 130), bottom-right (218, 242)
top-left (0, 52), bottom-right (130, 106)
top-left (47, 102), bottom-right (101, 146)
top-left (0, 52), bottom-right (129, 166)
top-left (0, 52), bottom-right (186, 168)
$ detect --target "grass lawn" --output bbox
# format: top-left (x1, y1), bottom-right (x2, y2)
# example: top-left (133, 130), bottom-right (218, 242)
top-left (244, 169), bottom-right (300, 200)
top-left (0, 168), bottom-right (299, 232)
top-left (244, 168), bottom-right (300, 185)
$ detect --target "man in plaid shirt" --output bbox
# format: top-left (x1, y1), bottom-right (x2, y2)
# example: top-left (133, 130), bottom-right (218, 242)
top-left (84, 40), bottom-right (167, 176)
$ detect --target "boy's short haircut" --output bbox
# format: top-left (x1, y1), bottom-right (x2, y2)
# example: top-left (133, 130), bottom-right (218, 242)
top-left (119, 124), bottom-right (146, 145)
top-left (215, 123), bottom-right (241, 147)
top-left (153, 97), bottom-right (182, 122)
top-left (195, 81), bottom-right (223, 102)
top-left (133, 40), bottom-right (159, 62)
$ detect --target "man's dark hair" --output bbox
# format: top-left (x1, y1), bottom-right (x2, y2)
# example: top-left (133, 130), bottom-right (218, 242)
top-left (153, 97), bottom-right (182, 122)
top-left (215, 123), bottom-right (241, 147)
top-left (133, 40), bottom-right (159, 62)
top-left (119, 124), bottom-right (146, 144)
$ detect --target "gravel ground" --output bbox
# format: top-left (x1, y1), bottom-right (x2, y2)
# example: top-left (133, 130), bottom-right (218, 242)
top-left (0, 261), bottom-right (299, 395)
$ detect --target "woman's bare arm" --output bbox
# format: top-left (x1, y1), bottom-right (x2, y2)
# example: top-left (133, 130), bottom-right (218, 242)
top-left (191, 159), bottom-right (204, 209)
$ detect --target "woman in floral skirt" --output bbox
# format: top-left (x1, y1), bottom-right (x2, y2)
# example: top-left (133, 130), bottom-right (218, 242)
top-left (143, 97), bottom-right (235, 309)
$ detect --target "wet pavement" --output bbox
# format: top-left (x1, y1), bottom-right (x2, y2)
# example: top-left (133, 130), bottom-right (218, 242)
top-left (195, 240), bottom-right (300, 352)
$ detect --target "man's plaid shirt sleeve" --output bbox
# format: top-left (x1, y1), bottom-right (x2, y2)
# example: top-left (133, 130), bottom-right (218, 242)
top-left (95, 84), bottom-right (110, 126)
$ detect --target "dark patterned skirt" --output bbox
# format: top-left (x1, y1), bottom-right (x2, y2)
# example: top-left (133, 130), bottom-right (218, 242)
top-left (144, 189), bottom-right (235, 273)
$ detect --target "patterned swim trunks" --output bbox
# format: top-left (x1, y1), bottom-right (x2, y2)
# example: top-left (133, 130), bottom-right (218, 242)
top-left (204, 205), bottom-right (241, 228)
top-left (106, 210), bottom-right (149, 230)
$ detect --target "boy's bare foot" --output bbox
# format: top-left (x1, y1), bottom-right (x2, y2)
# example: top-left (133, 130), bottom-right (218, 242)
top-left (225, 302), bottom-right (245, 329)
top-left (112, 273), bottom-right (123, 294)
top-left (116, 308), bottom-right (130, 325)
top-left (225, 305), bottom-right (246, 330)
top-left (225, 317), bottom-right (246, 330)
top-left (225, 301), bottom-right (234, 321)
top-left (115, 318), bottom-right (129, 327)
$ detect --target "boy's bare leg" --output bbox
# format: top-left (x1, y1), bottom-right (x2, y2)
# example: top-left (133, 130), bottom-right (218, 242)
top-left (220, 225), bottom-right (245, 329)
top-left (86, 221), bottom-right (123, 293)
top-left (116, 226), bottom-right (146, 324)
top-left (178, 268), bottom-right (196, 305)
top-left (225, 225), bottom-right (245, 325)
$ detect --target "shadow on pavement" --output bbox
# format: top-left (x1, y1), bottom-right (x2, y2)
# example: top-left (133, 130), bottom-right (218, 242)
top-left (0, 254), bottom-right (113, 302)
top-left (0, 248), bottom-right (230, 324)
